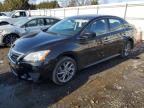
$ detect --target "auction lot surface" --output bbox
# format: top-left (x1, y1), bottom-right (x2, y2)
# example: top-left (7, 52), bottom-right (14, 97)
top-left (0, 46), bottom-right (144, 108)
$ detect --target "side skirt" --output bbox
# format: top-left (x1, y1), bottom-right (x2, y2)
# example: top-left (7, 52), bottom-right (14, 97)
top-left (85, 54), bottom-right (121, 68)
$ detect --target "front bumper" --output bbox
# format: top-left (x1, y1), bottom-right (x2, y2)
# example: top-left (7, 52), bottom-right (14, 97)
top-left (8, 55), bottom-right (55, 81)
top-left (9, 61), bottom-right (42, 81)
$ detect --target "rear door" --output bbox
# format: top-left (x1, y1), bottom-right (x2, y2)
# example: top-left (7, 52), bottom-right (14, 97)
top-left (90, 18), bottom-right (111, 60)
top-left (107, 17), bottom-right (126, 56)
top-left (37, 18), bottom-right (45, 31)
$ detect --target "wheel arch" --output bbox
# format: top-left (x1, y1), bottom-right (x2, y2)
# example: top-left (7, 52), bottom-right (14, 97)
top-left (3, 33), bottom-right (20, 42)
top-left (127, 37), bottom-right (134, 49)
top-left (0, 21), bottom-right (9, 25)
top-left (124, 36), bottom-right (134, 49)
top-left (56, 52), bottom-right (79, 68)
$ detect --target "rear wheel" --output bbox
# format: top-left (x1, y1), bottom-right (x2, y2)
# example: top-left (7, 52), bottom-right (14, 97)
top-left (3, 34), bottom-right (19, 47)
top-left (52, 57), bottom-right (77, 85)
top-left (121, 41), bottom-right (132, 57)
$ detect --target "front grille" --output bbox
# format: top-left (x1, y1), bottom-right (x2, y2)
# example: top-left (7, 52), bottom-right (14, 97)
top-left (9, 50), bottom-right (22, 63)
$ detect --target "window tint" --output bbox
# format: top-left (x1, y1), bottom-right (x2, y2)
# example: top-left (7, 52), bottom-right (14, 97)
top-left (19, 12), bottom-right (26, 17)
top-left (109, 18), bottom-right (123, 31)
top-left (37, 19), bottom-right (45, 26)
top-left (89, 19), bottom-right (108, 35)
top-left (45, 18), bottom-right (59, 25)
top-left (13, 12), bottom-right (26, 18)
top-left (26, 20), bottom-right (37, 27)
top-left (48, 18), bottom-right (90, 35)
top-left (12, 12), bottom-right (20, 18)
top-left (50, 19), bottom-right (59, 24)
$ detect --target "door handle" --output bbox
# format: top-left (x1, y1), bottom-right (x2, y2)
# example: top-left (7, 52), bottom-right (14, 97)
top-left (120, 33), bottom-right (126, 36)
top-left (103, 37), bottom-right (108, 40)
top-left (123, 33), bottom-right (126, 36)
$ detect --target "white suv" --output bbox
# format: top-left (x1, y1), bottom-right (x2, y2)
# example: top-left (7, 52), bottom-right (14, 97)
top-left (0, 10), bottom-right (29, 25)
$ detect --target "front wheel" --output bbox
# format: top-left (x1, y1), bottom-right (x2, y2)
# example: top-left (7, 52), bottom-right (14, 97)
top-left (3, 34), bottom-right (19, 47)
top-left (52, 57), bottom-right (77, 85)
top-left (121, 41), bottom-right (132, 57)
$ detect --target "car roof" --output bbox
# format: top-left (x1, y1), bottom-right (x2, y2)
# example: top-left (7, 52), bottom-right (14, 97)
top-left (28, 16), bottom-right (61, 20)
top-left (68, 14), bottom-right (122, 20)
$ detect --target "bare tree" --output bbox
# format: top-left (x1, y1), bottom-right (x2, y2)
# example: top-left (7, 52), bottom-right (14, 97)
top-left (68, 0), bottom-right (98, 7)
top-left (68, 0), bottom-right (77, 7)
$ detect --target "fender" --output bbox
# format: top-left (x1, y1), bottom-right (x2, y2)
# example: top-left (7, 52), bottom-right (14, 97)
top-left (3, 33), bottom-right (20, 43)
top-left (123, 36), bottom-right (135, 48)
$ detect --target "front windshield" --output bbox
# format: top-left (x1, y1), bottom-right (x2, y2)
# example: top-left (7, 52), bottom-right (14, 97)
top-left (13, 18), bottom-right (29, 26)
top-left (7, 11), bottom-right (15, 17)
top-left (47, 17), bottom-right (90, 36)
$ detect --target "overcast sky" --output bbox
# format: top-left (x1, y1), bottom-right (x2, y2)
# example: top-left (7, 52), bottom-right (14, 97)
top-left (0, 0), bottom-right (144, 4)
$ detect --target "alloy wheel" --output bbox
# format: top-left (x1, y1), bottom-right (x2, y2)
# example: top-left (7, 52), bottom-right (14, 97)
top-left (56, 60), bottom-right (76, 83)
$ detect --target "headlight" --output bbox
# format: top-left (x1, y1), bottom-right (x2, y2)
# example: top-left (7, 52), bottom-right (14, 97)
top-left (0, 30), bottom-right (6, 34)
top-left (23, 50), bottom-right (51, 63)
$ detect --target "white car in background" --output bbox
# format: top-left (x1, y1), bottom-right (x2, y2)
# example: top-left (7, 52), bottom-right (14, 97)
top-left (0, 10), bottom-right (29, 26)
top-left (0, 16), bottom-right (60, 46)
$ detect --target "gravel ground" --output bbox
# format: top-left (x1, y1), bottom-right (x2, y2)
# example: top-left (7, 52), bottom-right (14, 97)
top-left (0, 45), bottom-right (144, 108)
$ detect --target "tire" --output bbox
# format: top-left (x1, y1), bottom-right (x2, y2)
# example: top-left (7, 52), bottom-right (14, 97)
top-left (0, 21), bottom-right (9, 26)
top-left (3, 34), bottom-right (19, 47)
top-left (121, 41), bottom-right (132, 58)
top-left (52, 57), bottom-right (77, 85)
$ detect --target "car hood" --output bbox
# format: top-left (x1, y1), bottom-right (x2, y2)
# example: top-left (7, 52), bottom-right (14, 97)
top-left (0, 24), bottom-right (15, 30)
top-left (12, 32), bottom-right (67, 54)
top-left (0, 16), bottom-right (10, 19)
top-left (0, 24), bottom-right (19, 34)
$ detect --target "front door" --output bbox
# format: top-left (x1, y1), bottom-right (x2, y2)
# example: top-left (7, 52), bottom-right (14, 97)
top-left (25, 19), bottom-right (40, 35)
top-left (78, 18), bottom-right (110, 67)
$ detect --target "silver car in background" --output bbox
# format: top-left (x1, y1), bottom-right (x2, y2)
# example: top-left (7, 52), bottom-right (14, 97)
top-left (0, 16), bottom-right (60, 46)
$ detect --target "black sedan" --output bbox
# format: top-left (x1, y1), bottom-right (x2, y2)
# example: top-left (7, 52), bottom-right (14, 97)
top-left (8, 15), bottom-right (136, 85)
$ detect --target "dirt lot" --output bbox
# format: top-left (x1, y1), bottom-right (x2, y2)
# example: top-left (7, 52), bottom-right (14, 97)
top-left (0, 46), bottom-right (144, 108)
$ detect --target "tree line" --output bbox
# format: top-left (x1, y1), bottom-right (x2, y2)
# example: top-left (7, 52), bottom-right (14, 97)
top-left (0, 0), bottom-right (60, 11)
top-left (0, 0), bottom-right (98, 12)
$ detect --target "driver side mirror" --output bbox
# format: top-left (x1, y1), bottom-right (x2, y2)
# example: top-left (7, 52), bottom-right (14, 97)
top-left (79, 32), bottom-right (96, 41)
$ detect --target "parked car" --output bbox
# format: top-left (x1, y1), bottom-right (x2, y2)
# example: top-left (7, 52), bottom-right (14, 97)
top-left (8, 15), bottom-right (136, 85)
top-left (0, 16), bottom-right (60, 46)
top-left (0, 10), bottom-right (29, 25)
top-left (0, 12), bottom-right (6, 16)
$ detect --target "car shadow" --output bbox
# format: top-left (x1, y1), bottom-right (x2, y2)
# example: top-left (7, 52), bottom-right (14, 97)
top-left (0, 48), bottom-right (143, 108)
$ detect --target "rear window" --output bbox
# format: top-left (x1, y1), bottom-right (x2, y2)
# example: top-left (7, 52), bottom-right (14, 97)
top-left (109, 18), bottom-right (124, 31)
top-left (19, 12), bottom-right (27, 17)
top-left (45, 18), bottom-right (59, 25)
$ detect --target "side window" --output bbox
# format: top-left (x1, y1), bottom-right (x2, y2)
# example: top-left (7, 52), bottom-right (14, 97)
top-left (12, 12), bottom-right (26, 18)
top-left (37, 19), bottom-right (45, 26)
top-left (88, 19), bottom-right (108, 36)
top-left (45, 18), bottom-right (59, 25)
top-left (26, 20), bottom-right (37, 27)
top-left (19, 12), bottom-right (26, 17)
top-left (12, 12), bottom-right (20, 18)
top-left (109, 18), bottom-right (124, 31)
top-left (50, 19), bottom-right (59, 24)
